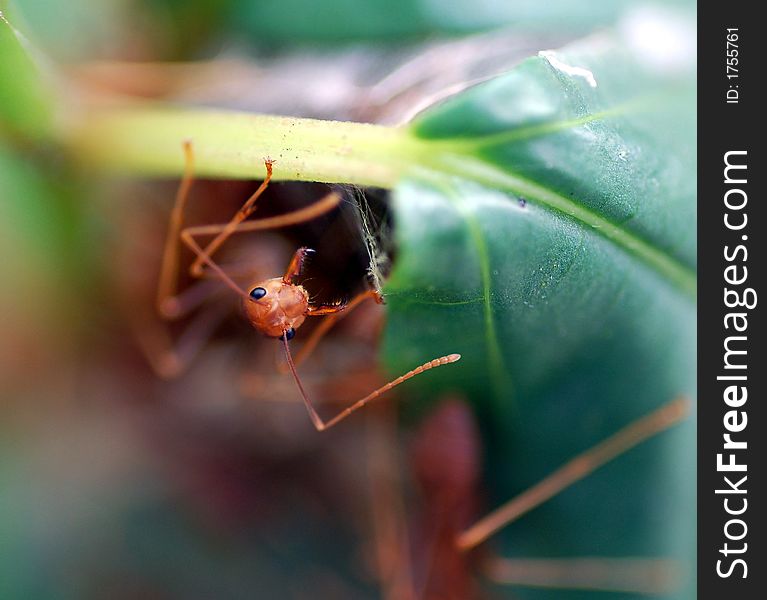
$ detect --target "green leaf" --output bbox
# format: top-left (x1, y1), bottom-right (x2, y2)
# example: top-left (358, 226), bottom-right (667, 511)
top-left (0, 10), bottom-right (54, 140)
top-left (382, 33), bottom-right (696, 599)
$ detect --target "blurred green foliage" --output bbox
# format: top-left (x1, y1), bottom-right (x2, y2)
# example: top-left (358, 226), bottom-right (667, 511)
top-left (0, 10), bottom-right (53, 139)
top-left (8, 0), bottom-right (694, 59)
top-left (1, 2), bottom-right (695, 599)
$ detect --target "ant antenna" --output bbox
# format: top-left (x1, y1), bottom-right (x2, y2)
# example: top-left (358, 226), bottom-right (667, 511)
top-left (282, 335), bottom-right (461, 432)
top-left (456, 396), bottom-right (691, 551)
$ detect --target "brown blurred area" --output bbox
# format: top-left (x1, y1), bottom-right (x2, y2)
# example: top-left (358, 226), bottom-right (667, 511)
top-left (0, 9), bottom-right (558, 595)
top-left (0, 141), bottom-right (485, 597)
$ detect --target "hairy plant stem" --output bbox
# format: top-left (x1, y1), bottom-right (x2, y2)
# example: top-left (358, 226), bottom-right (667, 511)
top-left (69, 106), bottom-right (420, 188)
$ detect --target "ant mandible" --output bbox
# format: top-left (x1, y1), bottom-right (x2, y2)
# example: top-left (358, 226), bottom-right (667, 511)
top-left (153, 141), bottom-right (460, 431)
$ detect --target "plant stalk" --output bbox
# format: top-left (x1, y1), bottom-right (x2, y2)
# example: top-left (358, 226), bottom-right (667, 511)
top-left (68, 106), bottom-right (419, 188)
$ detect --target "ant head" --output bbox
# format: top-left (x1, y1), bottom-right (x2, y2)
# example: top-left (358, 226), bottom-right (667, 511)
top-left (242, 277), bottom-right (309, 339)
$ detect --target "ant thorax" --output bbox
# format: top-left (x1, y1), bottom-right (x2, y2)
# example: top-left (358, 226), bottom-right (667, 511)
top-left (242, 278), bottom-right (309, 338)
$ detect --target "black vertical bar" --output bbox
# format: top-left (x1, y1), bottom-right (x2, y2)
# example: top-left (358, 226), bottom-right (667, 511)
top-left (699, 2), bottom-right (765, 598)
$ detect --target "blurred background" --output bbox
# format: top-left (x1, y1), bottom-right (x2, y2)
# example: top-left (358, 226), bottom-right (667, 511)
top-left (1, 1), bottom-right (695, 599)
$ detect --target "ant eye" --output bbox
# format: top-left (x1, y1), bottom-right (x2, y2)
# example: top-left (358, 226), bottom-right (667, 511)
top-left (249, 287), bottom-right (267, 300)
top-left (280, 328), bottom-right (295, 341)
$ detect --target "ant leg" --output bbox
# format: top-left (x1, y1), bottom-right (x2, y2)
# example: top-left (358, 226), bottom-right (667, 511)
top-left (145, 141), bottom-right (231, 377)
top-left (133, 299), bottom-right (230, 378)
top-left (482, 556), bottom-right (681, 595)
top-left (154, 140), bottom-right (240, 319)
top-left (189, 160), bottom-right (274, 277)
top-left (282, 334), bottom-right (461, 432)
top-left (160, 278), bottom-right (224, 320)
top-left (284, 289), bottom-right (383, 369)
top-left (156, 140), bottom-right (196, 317)
top-left (365, 404), bottom-right (417, 600)
top-left (179, 191), bottom-right (343, 297)
top-left (455, 396), bottom-right (691, 551)
top-left (282, 247), bottom-right (315, 284)
top-left (158, 143), bottom-right (340, 309)
top-left (180, 227), bottom-right (250, 300)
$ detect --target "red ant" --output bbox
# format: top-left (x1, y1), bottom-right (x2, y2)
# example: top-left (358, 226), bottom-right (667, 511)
top-left (151, 141), bottom-right (460, 431)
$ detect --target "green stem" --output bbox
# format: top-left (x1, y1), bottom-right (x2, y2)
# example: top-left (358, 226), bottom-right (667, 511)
top-left (68, 106), bottom-right (416, 187)
top-left (67, 104), bottom-right (695, 298)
